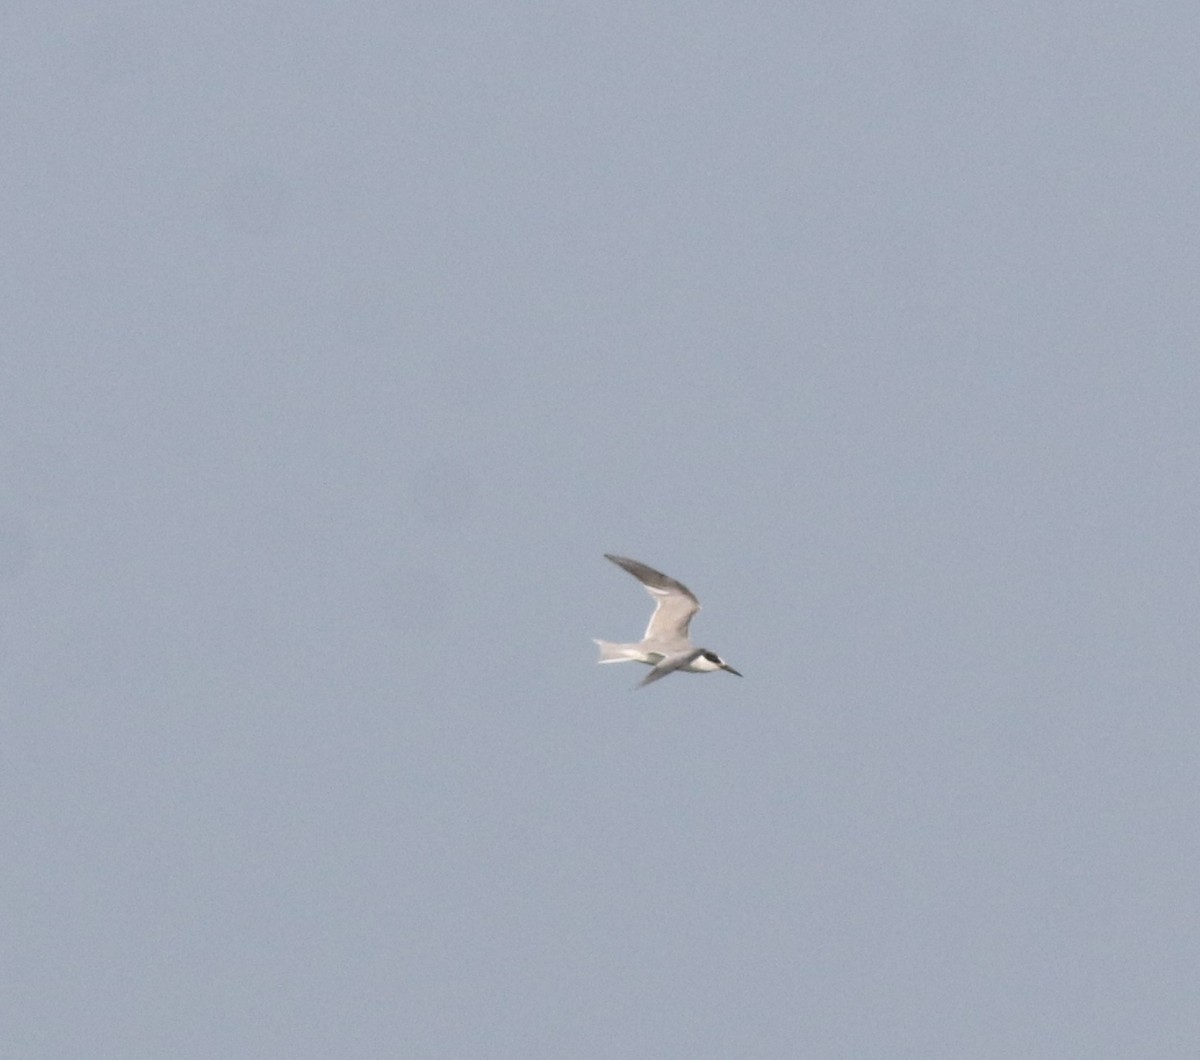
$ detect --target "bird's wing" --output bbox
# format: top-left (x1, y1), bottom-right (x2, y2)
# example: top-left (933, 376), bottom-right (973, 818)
top-left (638, 649), bottom-right (704, 688)
top-left (604, 555), bottom-right (700, 642)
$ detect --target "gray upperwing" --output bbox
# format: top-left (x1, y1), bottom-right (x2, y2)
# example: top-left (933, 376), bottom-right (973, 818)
top-left (604, 555), bottom-right (701, 645)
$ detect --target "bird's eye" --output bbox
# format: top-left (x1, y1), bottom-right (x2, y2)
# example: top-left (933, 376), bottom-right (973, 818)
top-left (703, 651), bottom-right (720, 663)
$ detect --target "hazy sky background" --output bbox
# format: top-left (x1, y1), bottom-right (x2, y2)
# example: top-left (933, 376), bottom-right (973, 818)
top-left (4, 3), bottom-right (1199, 1057)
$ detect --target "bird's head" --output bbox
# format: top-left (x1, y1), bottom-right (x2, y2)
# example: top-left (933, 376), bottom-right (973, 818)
top-left (697, 650), bottom-right (742, 677)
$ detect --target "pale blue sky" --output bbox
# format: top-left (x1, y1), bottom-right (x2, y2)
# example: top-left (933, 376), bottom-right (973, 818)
top-left (3, 3), bottom-right (1199, 1057)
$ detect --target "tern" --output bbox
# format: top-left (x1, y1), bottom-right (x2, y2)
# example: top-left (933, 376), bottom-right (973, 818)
top-left (593, 554), bottom-right (742, 687)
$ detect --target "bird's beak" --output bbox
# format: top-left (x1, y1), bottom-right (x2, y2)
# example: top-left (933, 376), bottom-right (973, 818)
top-left (722, 664), bottom-right (742, 677)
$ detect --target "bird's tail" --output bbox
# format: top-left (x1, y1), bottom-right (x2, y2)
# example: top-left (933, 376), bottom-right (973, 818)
top-left (593, 639), bottom-right (637, 664)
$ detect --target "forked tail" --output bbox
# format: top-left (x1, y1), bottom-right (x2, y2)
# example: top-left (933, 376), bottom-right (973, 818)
top-left (593, 639), bottom-right (638, 664)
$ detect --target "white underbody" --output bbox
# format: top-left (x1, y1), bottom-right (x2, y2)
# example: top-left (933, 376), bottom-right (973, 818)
top-left (593, 641), bottom-right (723, 672)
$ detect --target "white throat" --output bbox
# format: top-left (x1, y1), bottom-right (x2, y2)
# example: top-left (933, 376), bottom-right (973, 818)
top-left (689, 654), bottom-right (724, 673)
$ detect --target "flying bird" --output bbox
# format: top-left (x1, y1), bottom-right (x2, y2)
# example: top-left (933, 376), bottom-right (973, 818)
top-left (594, 554), bottom-right (742, 688)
